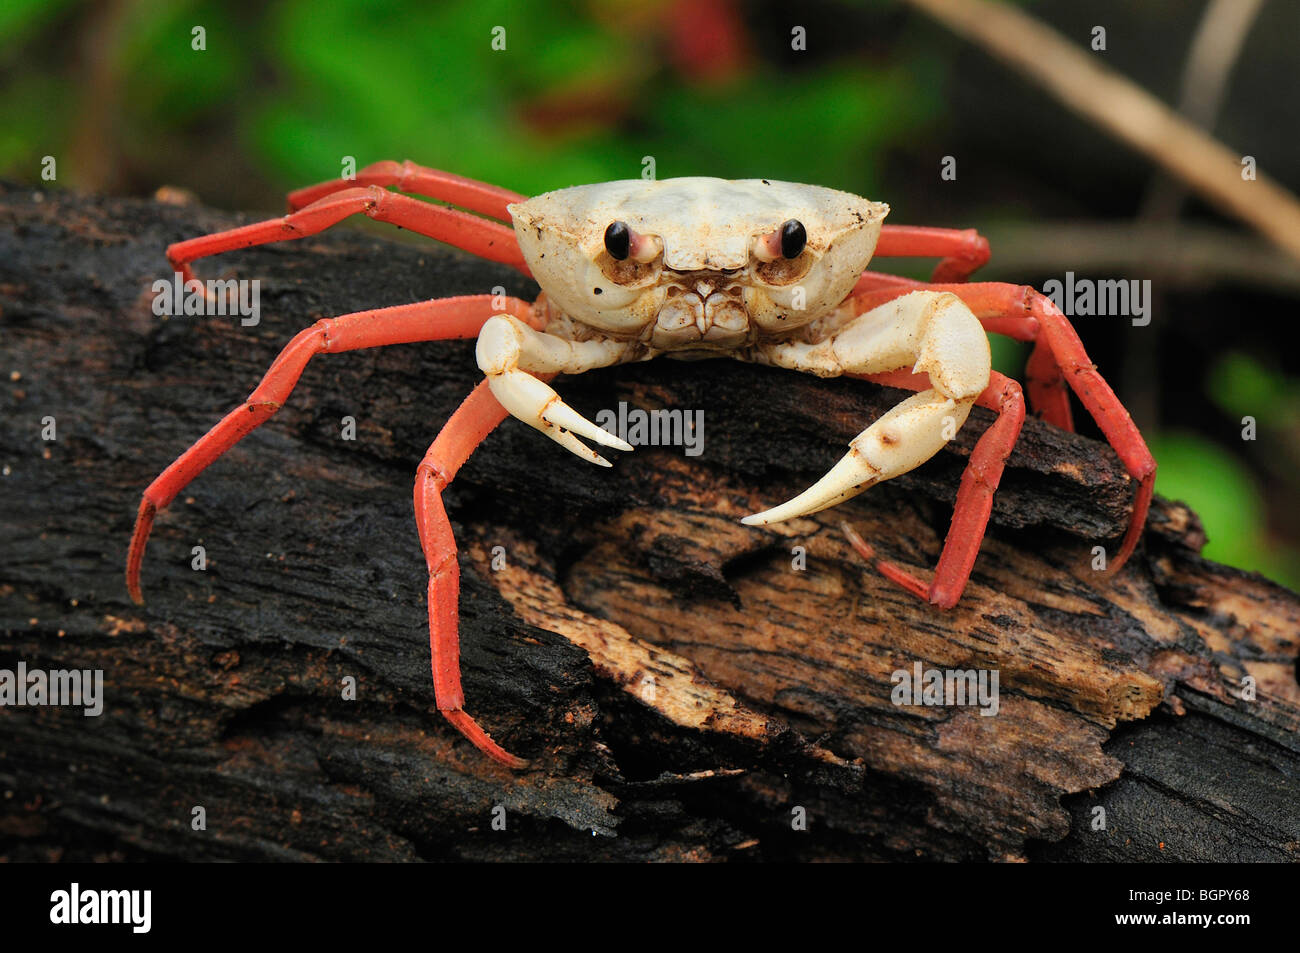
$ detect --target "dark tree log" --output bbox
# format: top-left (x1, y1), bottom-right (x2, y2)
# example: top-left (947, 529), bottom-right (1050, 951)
top-left (1, 182), bottom-right (1297, 862)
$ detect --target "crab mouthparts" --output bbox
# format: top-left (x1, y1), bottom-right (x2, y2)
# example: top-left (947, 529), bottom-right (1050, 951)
top-left (653, 273), bottom-right (749, 349)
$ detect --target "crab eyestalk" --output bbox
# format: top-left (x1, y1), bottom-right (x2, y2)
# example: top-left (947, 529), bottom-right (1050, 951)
top-left (604, 220), bottom-right (662, 262)
top-left (751, 219), bottom-right (807, 262)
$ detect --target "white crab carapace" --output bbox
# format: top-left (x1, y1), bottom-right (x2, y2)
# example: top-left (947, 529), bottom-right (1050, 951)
top-left (475, 176), bottom-right (991, 525)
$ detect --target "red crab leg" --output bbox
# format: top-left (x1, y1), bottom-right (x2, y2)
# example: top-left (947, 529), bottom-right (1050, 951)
top-left (851, 274), bottom-right (1155, 577)
top-left (287, 161), bottom-right (525, 222)
top-left (167, 185), bottom-right (529, 287)
top-left (126, 294), bottom-right (539, 604)
top-left (842, 369), bottom-right (1024, 608)
top-left (852, 271), bottom-right (1071, 430)
top-left (414, 377), bottom-right (556, 769)
top-left (874, 225), bottom-right (992, 282)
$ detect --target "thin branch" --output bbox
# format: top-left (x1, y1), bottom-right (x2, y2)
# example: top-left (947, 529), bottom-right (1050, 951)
top-left (905, 0), bottom-right (1300, 263)
top-left (1176, 0), bottom-right (1267, 128)
top-left (1141, 0), bottom-right (1267, 220)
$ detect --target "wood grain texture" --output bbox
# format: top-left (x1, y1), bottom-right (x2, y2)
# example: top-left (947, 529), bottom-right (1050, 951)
top-left (1, 183), bottom-right (1297, 861)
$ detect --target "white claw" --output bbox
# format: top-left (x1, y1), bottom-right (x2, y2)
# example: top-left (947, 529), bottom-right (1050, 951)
top-left (548, 425), bottom-right (613, 467)
top-left (477, 313), bottom-right (636, 467)
top-left (486, 369), bottom-right (625, 466)
top-left (542, 400), bottom-right (633, 452)
top-left (741, 452), bottom-right (878, 525)
top-left (743, 389), bottom-right (975, 527)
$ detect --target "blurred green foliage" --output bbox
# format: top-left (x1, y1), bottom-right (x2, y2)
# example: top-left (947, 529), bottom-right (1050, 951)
top-left (1197, 352), bottom-right (1300, 585)
top-left (1, 0), bottom-right (937, 196)
top-left (2, 0), bottom-right (1297, 588)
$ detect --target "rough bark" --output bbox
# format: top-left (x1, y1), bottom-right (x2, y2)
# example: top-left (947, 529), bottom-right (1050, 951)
top-left (1, 182), bottom-right (1297, 862)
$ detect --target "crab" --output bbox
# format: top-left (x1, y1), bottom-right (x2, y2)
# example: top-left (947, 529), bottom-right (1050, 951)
top-left (126, 162), bottom-right (1155, 768)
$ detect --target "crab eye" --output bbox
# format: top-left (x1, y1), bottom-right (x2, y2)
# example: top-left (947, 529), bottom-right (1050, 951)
top-left (598, 222), bottom-right (663, 287)
top-left (780, 220), bottom-right (806, 259)
top-left (754, 219), bottom-right (814, 285)
top-left (604, 221), bottom-right (631, 260)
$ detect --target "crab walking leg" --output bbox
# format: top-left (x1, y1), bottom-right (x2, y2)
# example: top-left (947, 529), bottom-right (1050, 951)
top-left (126, 295), bottom-right (541, 603)
top-left (167, 185), bottom-right (530, 287)
top-left (287, 161), bottom-right (525, 222)
top-left (841, 369), bottom-right (1025, 608)
top-left (1022, 335), bottom-right (1073, 432)
top-left (851, 271), bottom-right (1072, 430)
top-left (475, 315), bottom-right (638, 464)
top-left (414, 380), bottom-right (545, 768)
top-left (979, 283), bottom-right (1154, 572)
top-left (743, 291), bottom-right (991, 524)
top-left (852, 274), bottom-right (1155, 573)
top-left (874, 225), bottom-right (992, 282)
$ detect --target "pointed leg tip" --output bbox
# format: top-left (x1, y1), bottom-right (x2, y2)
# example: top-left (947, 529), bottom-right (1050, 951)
top-left (127, 501), bottom-right (157, 605)
top-left (1102, 536), bottom-right (1141, 579)
top-left (477, 740), bottom-right (529, 770)
top-left (1100, 560), bottom-right (1127, 581)
top-left (125, 563), bottom-right (147, 604)
top-left (840, 521), bottom-right (878, 562)
top-left (442, 708), bottom-right (530, 770)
